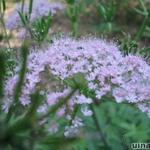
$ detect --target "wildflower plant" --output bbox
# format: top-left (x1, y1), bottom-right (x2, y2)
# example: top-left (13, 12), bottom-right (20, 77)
top-left (1, 0), bottom-right (150, 149)
top-left (3, 36), bottom-right (150, 136)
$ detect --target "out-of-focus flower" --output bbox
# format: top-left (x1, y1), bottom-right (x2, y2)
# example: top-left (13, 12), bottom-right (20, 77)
top-left (75, 95), bottom-right (92, 104)
top-left (48, 123), bottom-right (58, 134)
top-left (5, 0), bottom-right (64, 30)
top-left (81, 106), bottom-right (93, 116)
top-left (64, 117), bottom-right (83, 137)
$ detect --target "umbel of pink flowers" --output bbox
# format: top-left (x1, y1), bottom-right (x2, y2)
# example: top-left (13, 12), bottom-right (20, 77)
top-left (3, 37), bottom-right (150, 137)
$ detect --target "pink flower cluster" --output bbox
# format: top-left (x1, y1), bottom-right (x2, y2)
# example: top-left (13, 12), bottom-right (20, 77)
top-left (5, 0), bottom-right (64, 30)
top-left (3, 37), bottom-right (150, 135)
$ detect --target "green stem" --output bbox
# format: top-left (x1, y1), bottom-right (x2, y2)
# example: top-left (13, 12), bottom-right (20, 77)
top-left (39, 89), bottom-right (77, 121)
top-left (0, 14), bottom-right (11, 50)
top-left (90, 104), bottom-right (110, 149)
top-left (6, 41), bottom-right (29, 122)
top-left (72, 21), bottom-right (78, 38)
top-left (135, 15), bottom-right (148, 41)
top-left (69, 104), bottom-right (79, 126)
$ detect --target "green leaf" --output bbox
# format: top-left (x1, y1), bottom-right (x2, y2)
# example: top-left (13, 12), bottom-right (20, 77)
top-left (29, 0), bottom-right (33, 15)
top-left (98, 4), bottom-right (107, 20)
top-left (64, 78), bottom-right (77, 89)
top-left (31, 14), bottom-right (52, 43)
top-left (134, 8), bottom-right (146, 16)
top-left (73, 73), bottom-right (87, 88)
top-left (18, 11), bottom-right (28, 26)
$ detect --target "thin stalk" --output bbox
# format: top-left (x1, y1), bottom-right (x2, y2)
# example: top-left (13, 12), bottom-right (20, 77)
top-left (39, 89), bottom-right (77, 121)
top-left (72, 21), bottom-right (78, 38)
top-left (139, 0), bottom-right (147, 12)
top-left (68, 104), bottom-right (79, 126)
top-left (90, 104), bottom-right (110, 149)
top-left (135, 15), bottom-right (148, 41)
top-left (6, 41), bottom-right (29, 122)
top-left (135, 0), bottom-right (149, 41)
top-left (0, 13), bottom-right (11, 50)
top-left (21, 0), bottom-right (25, 13)
top-left (29, 0), bottom-right (33, 19)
